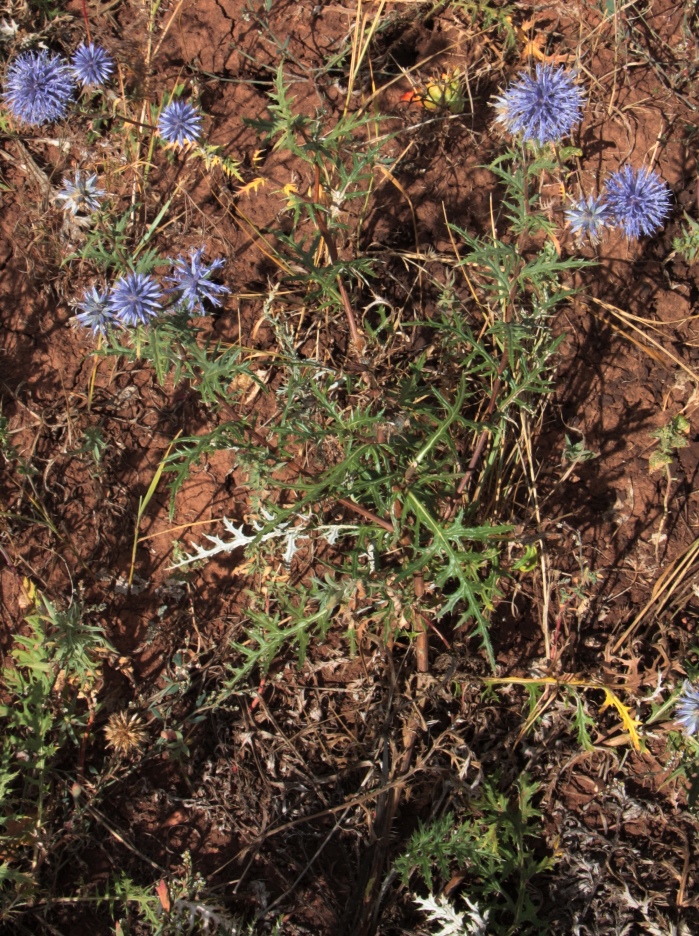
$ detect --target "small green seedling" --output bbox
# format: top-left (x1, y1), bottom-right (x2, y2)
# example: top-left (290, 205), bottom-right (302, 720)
top-left (649, 414), bottom-right (690, 473)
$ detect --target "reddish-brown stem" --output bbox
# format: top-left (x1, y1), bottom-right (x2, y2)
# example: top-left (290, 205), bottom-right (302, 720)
top-left (302, 161), bottom-right (365, 352)
top-left (412, 573), bottom-right (430, 673)
top-left (81, 0), bottom-right (92, 43)
top-left (440, 345), bottom-right (508, 522)
top-left (311, 209), bottom-right (364, 351)
top-left (337, 497), bottom-right (393, 533)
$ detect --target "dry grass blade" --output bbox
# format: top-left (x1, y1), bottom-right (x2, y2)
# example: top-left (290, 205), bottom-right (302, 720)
top-left (611, 536), bottom-right (699, 654)
top-left (127, 431), bottom-right (182, 588)
top-left (344, 0), bottom-right (388, 115)
top-left (584, 296), bottom-right (699, 384)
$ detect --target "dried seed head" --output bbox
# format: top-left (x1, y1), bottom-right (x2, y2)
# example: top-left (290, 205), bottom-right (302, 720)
top-left (104, 711), bottom-right (148, 756)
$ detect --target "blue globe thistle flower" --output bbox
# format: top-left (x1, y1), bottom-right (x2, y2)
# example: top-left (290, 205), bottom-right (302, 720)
top-left (493, 64), bottom-right (585, 145)
top-left (73, 286), bottom-right (119, 336)
top-left (3, 49), bottom-right (75, 125)
top-left (71, 43), bottom-right (114, 87)
top-left (676, 680), bottom-right (699, 736)
top-left (108, 272), bottom-right (162, 327)
top-left (157, 100), bottom-right (203, 147)
top-left (165, 248), bottom-right (229, 314)
top-left (565, 194), bottom-right (610, 245)
top-left (56, 170), bottom-right (105, 215)
top-left (604, 165), bottom-right (672, 239)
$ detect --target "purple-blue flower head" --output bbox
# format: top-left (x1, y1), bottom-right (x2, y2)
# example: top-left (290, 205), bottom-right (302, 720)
top-left (71, 43), bottom-right (114, 87)
top-left (676, 680), bottom-right (699, 736)
top-left (493, 64), bottom-right (585, 145)
top-left (56, 171), bottom-right (105, 215)
top-left (3, 49), bottom-right (75, 125)
top-left (165, 248), bottom-right (229, 314)
top-left (108, 272), bottom-right (162, 327)
top-left (158, 100), bottom-right (203, 147)
top-left (565, 194), bottom-right (610, 245)
top-left (73, 286), bottom-right (118, 337)
top-left (604, 165), bottom-right (672, 239)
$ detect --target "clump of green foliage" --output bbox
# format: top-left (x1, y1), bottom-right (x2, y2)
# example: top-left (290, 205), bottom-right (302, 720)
top-left (397, 775), bottom-right (554, 934)
top-left (649, 413), bottom-right (690, 473)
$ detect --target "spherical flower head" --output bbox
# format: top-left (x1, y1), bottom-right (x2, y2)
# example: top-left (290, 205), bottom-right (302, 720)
top-left (56, 170), bottom-right (105, 215)
top-left (565, 193), bottom-right (610, 245)
top-left (165, 248), bottom-right (229, 314)
top-left (71, 43), bottom-right (114, 87)
top-left (157, 100), bottom-right (203, 148)
top-left (493, 64), bottom-right (585, 145)
top-left (107, 272), bottom-right (162, 327)
top-left (676, 680), bottom-right (699, 736)
top-left (604, 165), bottom-right (672, 239)
top-left (73, 286), bottom-right (118, 337)
top-left (3, 49), bottom-right (75, 125)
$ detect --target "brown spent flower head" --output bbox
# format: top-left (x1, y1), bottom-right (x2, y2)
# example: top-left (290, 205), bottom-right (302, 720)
top-left (104, 711), bottom-right (148, 757)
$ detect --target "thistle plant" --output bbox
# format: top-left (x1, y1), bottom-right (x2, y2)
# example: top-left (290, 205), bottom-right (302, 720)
top-left (3, 49), bottom-right (75, 124)
top-left (676, 681), bottom-right (699, 736)
top-left (107, 271), bottom-right (163, 326)
top-left (397, 776), bottom-right (554, 934)
top-left (158, 98), bottom-right (203, 147)
top-left (56, 170), bottom-right (105, 215)
top-left (605, 165), bottom-right (672, 238)
top-left (0, 6), bottom-right (684, 930)
top-left (493, 64), bottom-right (585, 144)
top-left (160, 70), bottom-right (592, 687)
top-left (71, 42), bottom-right (114, 87)
top-left (0, 593), bottom-right (117, 918)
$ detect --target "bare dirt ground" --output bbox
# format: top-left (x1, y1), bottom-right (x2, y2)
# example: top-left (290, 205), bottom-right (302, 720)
top-left (2, 0), bottom-right (699, 933)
